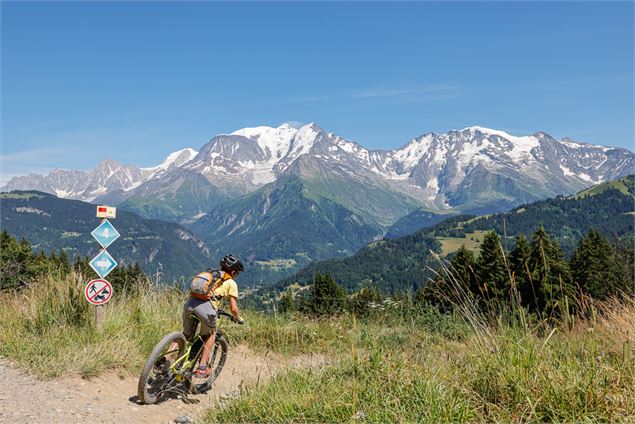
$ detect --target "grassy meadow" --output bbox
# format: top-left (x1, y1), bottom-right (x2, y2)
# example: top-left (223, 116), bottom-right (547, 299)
top-left (438, 229), bottom-right (488, 257)
top-left (0, 271), bottom-right (634, 422)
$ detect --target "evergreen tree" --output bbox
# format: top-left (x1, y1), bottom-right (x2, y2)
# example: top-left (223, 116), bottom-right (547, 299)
top-left (476, 231), bottom-right (510, 308)
top-left (528, 226), bottom-right (574, 316)
top-left (509, 234), bottom-right (532, 307)
top-left (348, 287), bottom-right (382, 316)
top-left (449, 245), bottom-right (478, 297)
top-left (415, 276), bottom-right (452, 313)
top-left (279, 290), bottom-right (295, 313)
top-left (58, 250), bottom-right (71, 275)
top-left (309, 273), bottom-right (346, 316)
top-left (570, 229), bottom-right (628, 299)
top-left (616, 242), bottom-right (635, 297)
top-left (0, 231), bottom-right (36, 290)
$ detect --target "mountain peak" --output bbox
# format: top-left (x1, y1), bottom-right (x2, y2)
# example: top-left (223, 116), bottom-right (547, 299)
top-left (301, 122), bottom-right (322, 131)
top-left (143, 148), bottom-right (198, 172)
top-left (96, 158), bottom-right (121, 166)
top-left (457, 126), bottom-right (521, 140)
top-left (94, 159), bottom-right (123, 173)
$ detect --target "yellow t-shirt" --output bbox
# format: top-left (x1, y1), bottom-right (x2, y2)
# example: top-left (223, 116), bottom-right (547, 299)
top-left (211, 278), bottom-right (238, 310)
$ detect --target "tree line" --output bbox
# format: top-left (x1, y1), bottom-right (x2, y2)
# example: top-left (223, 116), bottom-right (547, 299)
top-left (422, 226), bottom-right (634, 317)
top-left (0, 230), bottom-right (147, 294)
top-left (276, 226), bottom-right (634, 319)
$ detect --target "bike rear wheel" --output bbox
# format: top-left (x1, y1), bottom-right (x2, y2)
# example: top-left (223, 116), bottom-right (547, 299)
top-left (137, 331), bottom-right (186, 405)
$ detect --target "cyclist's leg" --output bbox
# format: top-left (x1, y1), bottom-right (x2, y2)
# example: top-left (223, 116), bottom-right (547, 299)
top-left (167, 297), bottom-right (199, 355)
top-left (191, 302), bottom-right (218, 374)
top-left (182, 297), bottom-right (199, 341)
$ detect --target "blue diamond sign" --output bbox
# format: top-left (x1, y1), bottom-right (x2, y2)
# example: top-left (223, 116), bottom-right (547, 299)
top-left (89, 250), bottom-right (118, 279)
top-left (91, 219), bottom-right (120, 249)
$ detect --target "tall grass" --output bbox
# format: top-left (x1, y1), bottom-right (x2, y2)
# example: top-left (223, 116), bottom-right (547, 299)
top-left (204, 301), bottom-right (635, 423)
top-left (1, 270), bottom-right (633, 422)
top-left (203, 252), bottom-right (635, 423)
top-left (0, 270), bottom-right (185, 378)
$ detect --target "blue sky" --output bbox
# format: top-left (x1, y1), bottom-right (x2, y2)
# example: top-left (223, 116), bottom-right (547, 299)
top-left (1, 1), bottom-right (633, 183)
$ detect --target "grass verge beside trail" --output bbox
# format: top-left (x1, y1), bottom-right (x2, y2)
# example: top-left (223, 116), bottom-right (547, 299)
top-left (0, 272), bottom-right (348, 378)
top-left (2, 272), bottom-right (634, 422)
top-left (0, 272), bottom-right (184, 378)
top-left (1, 272), bottom-right (463, 378)
top-left (206, 302), bottom-right (635, 423)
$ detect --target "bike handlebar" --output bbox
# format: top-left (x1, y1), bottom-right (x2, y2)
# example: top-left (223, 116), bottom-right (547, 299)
top-left (217, 309), bottom-right (233, 319)
top-left (217, 309), bottom-right (244, 324)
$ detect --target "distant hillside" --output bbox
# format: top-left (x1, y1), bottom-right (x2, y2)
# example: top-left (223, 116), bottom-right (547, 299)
top-left (0, 191), bottom-right (211, 281)
top-left (572, 174), bottom-right (634, 198)
top-left (436, 175), bottom-right (635, 255)
top-left (384, 209), bottom-right (450, 238)
top-left (188, 176), bottom-right (381, 286)
top-left (276, 176), bottom-right (635, 294)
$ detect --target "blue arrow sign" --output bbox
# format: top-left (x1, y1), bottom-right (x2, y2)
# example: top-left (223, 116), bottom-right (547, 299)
top-left (89, 250), bottom-right (118, 278)
top-left (91, 219), bottom-right (120, 249)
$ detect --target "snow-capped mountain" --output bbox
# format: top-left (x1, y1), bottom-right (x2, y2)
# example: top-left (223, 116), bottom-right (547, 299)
top-left (3, 148), bottom-right (198, 202)
top-left (3, 123), bottom-right (633, 222)
top-left (366, 126), bottom-right (635, 212)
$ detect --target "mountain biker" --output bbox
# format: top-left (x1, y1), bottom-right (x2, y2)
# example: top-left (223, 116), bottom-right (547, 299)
top-left (181, 255), bottom-right (245, 378)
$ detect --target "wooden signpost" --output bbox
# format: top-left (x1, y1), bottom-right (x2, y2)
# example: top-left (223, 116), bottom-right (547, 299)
top-left (87, 205), bottom-right (119, 332)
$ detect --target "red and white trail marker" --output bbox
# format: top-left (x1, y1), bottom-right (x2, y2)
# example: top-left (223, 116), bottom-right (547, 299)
top-left (96, 205), bottom-right (117, 219)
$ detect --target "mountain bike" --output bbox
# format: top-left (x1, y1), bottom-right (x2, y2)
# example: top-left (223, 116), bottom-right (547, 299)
top-left (137, 309), bottom-right (236, 405)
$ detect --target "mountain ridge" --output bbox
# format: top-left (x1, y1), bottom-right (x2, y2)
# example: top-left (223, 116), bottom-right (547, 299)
top-left (4, 123), bottom-right (633, 223)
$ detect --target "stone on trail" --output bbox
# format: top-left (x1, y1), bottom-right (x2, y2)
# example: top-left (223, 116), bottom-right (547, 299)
top-left (174, 415), bottom-right (193, 424)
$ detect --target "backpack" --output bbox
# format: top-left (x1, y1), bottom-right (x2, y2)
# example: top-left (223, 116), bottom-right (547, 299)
top-left (190, 269), bottom-right (228, 300)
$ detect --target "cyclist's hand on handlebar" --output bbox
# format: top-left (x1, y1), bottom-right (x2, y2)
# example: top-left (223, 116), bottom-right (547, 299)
top-left (234, 316), bottom-right (245, 325)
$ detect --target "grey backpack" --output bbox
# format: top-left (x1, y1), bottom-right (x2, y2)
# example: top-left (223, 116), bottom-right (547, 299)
top-left (190, 269), bottom-right (227, 300)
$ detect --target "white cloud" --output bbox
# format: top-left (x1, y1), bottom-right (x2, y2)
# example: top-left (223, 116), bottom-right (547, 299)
top-left (349, 84), bottom-right (458, 99)
top-left (249, 84), bottom-right (461, 107)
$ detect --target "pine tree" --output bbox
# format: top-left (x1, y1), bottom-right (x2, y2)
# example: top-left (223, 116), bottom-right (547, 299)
top-left (415, 276), bottom-right (452, 313)
top-left (570, 229), bottom-right (628, 299)
top-left (509, 234), bottom-right (532, 307)
top-left (310, 273), bottom-right (346, 316)
top-left (348, 287), bottom-right (382, 316)
top-left (528, 226), bottom-right (573, 316)
top-left (58, 250), bottom-right (71, 275)
top-left (449, 245), bottom-right (478, 297)
top-left (476, 231), bottom-right (510, 308)
top-left (616, 242), bottom-right (635, 297)
top-left (0, 232), bottom-right (36, 290)
top-left (279, 290), bottom-right (295, 313)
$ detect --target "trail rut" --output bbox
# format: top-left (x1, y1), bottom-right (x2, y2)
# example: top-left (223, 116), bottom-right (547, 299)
top-left (0, 345), bottom-right (325, 424)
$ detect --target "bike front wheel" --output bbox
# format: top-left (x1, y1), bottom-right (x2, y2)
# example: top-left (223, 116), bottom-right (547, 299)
top-left (189, 333), bottom-right (229, 393)
top-left (137, 331), bottom-right (186, 405)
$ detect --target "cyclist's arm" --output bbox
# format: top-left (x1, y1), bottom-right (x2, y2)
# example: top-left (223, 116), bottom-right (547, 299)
top-left (229, 296), bottom-right (240, 321)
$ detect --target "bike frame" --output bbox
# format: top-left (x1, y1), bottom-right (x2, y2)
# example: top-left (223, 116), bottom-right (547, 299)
top-left (168, 313), bottom-right (227, 382)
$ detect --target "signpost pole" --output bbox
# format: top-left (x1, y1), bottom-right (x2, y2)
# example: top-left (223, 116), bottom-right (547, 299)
top-left (95, 217), bottom-right (105, 333)
top-left (88, 205), bottom-right (119, 333)
top-left (95, 303), bottom-right (104, 333)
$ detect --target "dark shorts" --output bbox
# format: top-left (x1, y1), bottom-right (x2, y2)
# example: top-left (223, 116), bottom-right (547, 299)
top-left (182, 296), bottom-right (218, 339)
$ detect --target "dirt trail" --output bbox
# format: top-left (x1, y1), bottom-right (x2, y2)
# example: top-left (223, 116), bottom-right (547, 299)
top-left (0, 345), bottom-right (325, 424)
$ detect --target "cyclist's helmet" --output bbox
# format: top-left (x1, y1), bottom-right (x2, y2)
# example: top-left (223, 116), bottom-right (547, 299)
top-left (220, 255), bottom-right (244, 273)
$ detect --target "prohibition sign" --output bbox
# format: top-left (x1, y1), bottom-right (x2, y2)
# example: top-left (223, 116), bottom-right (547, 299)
top-left (85, 279), bottom-right (113, 305)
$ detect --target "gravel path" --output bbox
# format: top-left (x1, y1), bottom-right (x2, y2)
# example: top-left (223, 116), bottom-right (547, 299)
top-left (0, 346), bottom-right (324, 424)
